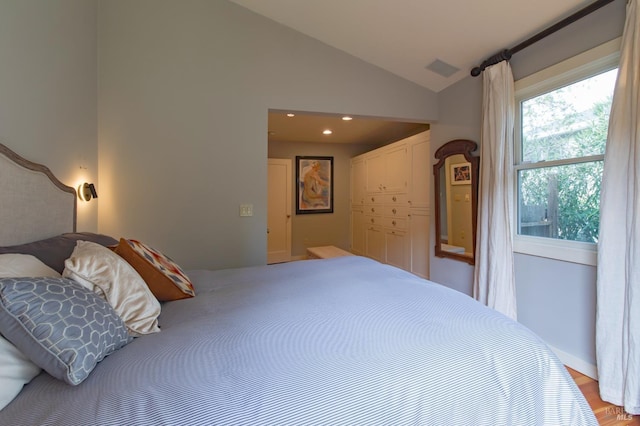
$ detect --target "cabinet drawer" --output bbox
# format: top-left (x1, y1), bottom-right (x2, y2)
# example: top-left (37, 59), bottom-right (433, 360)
top-left (382, 216), bottom-right (407, 230)
top-left (365, 215), bottom-right (382, 226)
top-left (382, 193), bottom-right (409, 205)
top-left (364, 205), bottom-right (383, 215)
top-left (383, 205), bottom-right (409, 217)
top-left (365, 194), bottom-right (383, 204)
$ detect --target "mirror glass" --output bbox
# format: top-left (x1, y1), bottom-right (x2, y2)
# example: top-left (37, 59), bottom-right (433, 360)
top-left (433, 140), bottom-right (479, 264)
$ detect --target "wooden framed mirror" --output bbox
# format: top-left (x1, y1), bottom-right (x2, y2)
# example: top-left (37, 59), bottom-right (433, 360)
top-left (433, 139), bottom-right (479, 265)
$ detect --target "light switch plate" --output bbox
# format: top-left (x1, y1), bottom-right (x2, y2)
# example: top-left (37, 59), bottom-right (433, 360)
top-left (239, 204), bottom-right (253, 217)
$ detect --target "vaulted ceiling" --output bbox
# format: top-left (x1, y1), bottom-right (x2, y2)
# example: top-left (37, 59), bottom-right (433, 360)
top-left (232, 0), bottom-right (594, 145)
top-left (230, 0), bottom-right (590, 93)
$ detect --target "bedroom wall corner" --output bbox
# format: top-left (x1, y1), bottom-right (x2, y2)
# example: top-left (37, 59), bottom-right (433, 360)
top-left (429, 76), bottom-right (482, 296)
top-left (0, 0), bottom-right (99, 233)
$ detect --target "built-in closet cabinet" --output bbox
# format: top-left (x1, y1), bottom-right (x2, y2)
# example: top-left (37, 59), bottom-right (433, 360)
top-left (365, 144), bottom-right (408, 194)
top-left (350, 130), bottom-right (430, 278)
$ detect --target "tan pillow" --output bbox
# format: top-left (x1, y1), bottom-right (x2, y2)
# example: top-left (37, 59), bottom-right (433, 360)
top-left (113, 238), bottom-right (195, 302)
top-left (0, 253), bottom-right (60, 278)
top-left (63, 241), bottom-right (161, 336)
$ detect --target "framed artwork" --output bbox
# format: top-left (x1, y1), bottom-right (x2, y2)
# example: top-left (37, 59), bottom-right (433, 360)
top-left (296, 156), bottom-right (333, 214)
top-left (451, 162), bottom-right (471, 185)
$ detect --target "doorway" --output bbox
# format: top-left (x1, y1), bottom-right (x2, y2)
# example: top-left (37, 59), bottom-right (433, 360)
top-left (267, 158), bottom-right (292, 264)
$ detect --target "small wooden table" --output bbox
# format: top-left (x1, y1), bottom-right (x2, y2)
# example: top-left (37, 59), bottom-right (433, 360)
top-left (307, 245), bottom-right (355, 259)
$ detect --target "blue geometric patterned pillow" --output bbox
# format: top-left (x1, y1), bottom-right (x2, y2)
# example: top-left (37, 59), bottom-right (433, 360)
top-left (0, 277), bottom-right (132, 385)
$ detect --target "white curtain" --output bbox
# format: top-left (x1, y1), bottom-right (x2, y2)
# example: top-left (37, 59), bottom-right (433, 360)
top-left (596, 0), bottom-right (640, 415)
top-left (473, 61), bottom-right (517, 320)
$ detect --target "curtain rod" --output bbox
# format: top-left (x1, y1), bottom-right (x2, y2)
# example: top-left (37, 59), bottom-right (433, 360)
top-left (470, 0), bottom-right (616, 77)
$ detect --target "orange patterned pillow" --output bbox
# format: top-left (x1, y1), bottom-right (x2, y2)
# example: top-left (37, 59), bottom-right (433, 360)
top-left (113, 238), bottom-right (195, 302)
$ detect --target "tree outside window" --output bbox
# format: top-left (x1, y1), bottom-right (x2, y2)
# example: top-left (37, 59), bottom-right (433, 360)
top-left (516, 68), bottom-right (617, 243)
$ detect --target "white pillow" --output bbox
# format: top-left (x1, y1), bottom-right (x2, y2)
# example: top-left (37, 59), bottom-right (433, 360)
top-left (0, 254), bottom-right (51, 410)
top-left (0, 253), bottom-right (60, 278)
top-left (0, 336), bottom-right (42, 410)
top-left (63, 240), bottom-right (161, 336)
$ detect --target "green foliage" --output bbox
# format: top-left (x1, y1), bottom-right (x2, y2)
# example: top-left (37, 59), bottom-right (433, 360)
top-left (519, 85), bottom-right (612, 243)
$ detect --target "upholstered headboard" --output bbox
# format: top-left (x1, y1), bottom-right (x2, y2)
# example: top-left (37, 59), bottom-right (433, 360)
top-left (0, 143), bottom-right (76, 246)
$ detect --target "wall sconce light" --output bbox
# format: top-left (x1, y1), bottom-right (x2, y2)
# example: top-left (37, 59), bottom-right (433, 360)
top-left (77, 183), bottom-right (98, 202)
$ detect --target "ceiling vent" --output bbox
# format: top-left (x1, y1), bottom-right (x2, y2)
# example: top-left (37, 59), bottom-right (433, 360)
top-left (425, 59), bottom-right (459, 78)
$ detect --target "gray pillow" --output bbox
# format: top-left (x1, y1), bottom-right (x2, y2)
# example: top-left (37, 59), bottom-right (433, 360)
top-left (0, 277), bottom-right (132, 385)
top-left (0, 233), bottom-right (118, 274)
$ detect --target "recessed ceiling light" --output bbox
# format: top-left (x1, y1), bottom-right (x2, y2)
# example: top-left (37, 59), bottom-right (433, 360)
top-left (286, 113), bottom-right (295, 117)
top-left (342, 116), bottom-right (353, 121)
top-left (323, 129), bottom-right (333, 135)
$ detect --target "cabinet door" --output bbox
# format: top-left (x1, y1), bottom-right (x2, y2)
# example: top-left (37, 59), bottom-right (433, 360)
top-left (365, 153), bottom-right (384, 193)
top-left (409, 209), bottom-right (430, 279)
top-left (351, 158), bottom-right (366, 205)
top-left (365, 225), bottom-right (384, 262)
top-left (409, 138), bottom-right (430, 208)
top-left (385, 229), bottom-right (409, 270)
top-left (350, 208), bottom-right (366, 255)
top-left (383, 144), bottom-right (408, 193)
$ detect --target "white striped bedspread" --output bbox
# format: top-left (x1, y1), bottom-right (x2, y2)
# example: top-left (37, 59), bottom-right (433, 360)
top-left (1, 256), bottom-right (596, 425)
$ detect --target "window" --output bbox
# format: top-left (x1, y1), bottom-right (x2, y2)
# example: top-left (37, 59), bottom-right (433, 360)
top-left (514, 39), bottom-right (620, 265)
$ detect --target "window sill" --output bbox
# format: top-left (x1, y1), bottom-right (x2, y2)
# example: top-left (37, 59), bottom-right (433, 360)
top-left (513, 236), bottom-right (597, 266)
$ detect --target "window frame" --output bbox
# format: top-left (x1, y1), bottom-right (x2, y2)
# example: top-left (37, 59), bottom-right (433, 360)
top-left (513, 38), bottom-right (620, 266)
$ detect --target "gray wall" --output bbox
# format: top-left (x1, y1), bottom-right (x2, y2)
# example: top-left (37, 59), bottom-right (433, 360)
top-left (430, 0), bottom-right (626, 371)
top-left (0, 0), bottom-right (98, 232)
top-left (268, 141), bottom-right (374, 257)
top-left (98, 0), bottom-right (438, 270)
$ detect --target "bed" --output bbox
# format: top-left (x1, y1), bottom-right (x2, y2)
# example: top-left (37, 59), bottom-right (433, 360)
top-left (0, 142), bottom-right (597, 425)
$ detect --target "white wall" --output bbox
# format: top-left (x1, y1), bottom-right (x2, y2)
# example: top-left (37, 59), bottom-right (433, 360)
top-left (98, 0), bottom-right (438, 269)
top-left (0, 0), bottom-right (98, 232)
top-left (430, 0), bottom-right (626, 374)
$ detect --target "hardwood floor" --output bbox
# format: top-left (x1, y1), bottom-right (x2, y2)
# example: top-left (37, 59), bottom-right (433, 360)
top-left (567, 367), bottom-right (639, 425)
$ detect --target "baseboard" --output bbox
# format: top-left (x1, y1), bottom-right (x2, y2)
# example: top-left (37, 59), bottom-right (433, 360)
top-left (549, 345), bottom-right (598, 380)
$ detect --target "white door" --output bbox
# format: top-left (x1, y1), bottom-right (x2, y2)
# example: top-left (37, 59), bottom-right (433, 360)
top-left (383, 144), bottom-right (408, 193)
top-left (267, 159), bottom-right (292, 264)
top-left (409, 209), bottom-right (430, 279)
top-left (350, 207), bottom-right (365, 255)
top-left (351, 158), bottom-right (366, 205)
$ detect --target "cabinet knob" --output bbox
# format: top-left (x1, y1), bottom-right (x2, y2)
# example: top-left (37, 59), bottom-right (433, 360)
top-left (392, 220), bottom-right (397, 226)
top-left (371, 218), bottom-right (375, 223)
top-left (392, 208), bottom-right (397, 214)
top-left (371, 207), bottom-right (375, 213)
top-left (392, 196), bottom-right (397, 202)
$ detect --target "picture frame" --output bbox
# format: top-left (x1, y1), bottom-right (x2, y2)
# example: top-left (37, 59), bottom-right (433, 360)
top-left (451, 162), bottom-right (471, 185)
top-left (296, 156), bottom-right (333, 214)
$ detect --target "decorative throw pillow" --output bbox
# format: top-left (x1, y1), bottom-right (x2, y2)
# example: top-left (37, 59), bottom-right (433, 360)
top-left (0, 233), bottom-right (119, 274)
top-left (0, 336), bottom-right (42, 410)
top-left (0, 253), bottom-right (61, 278)
top-left (0, 277), bottom-right (132, 385)
top-left (113, 238), bottom-right (195, 302)
top-left (63, 241), bottom-right (161, 336)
